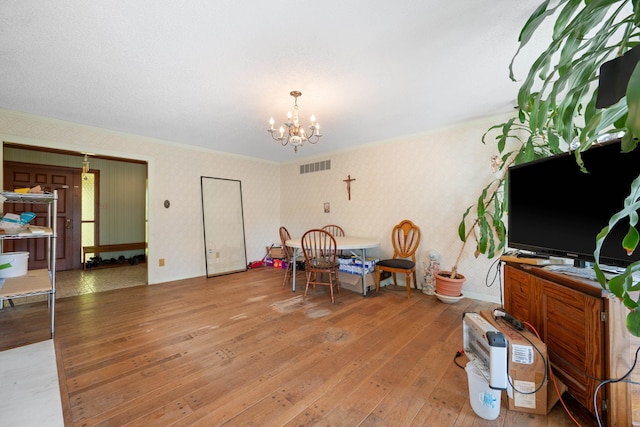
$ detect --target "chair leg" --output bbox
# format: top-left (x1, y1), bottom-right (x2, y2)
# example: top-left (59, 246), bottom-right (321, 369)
top-left (375, 268), bottom-right (381, 293)
top-left (304, 271), bottom-right (312, 298)
top-left (329, 279), bottom-right (334, 303)
top-left (303, 270), bottom-right (341, 303)
top-left (405, 273), bottom-right (411, 299)
top-left (282, 264), bottom-right (292, 288)
top-left (330, 271), bottom-right (340, 303)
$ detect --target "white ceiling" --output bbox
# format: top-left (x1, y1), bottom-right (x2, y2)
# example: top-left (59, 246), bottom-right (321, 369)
top-left (0, 1), bottom-right (551, 163)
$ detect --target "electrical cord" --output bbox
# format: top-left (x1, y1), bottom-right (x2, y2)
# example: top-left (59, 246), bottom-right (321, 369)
top-left (521, 320), bottom-right (582, 427)
top-left (485, 256), bottom-right (502, 289)
top-left (490, 308), bottom-right (640, 426)
top-left (492, 311), bottom-right (583, 426)
top-left (593, 345), bottom-right (640, 427)
top-left (454, 348), bottom-right (466, 369)
top-left (456, 306), bottom-right (586, 425)
top-left (485, 255), bottom-right (504, 307)
top-left (494, 317), bottom-right (547, 395)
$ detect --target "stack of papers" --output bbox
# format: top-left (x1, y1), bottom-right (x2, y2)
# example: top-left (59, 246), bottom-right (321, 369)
top-left (29, 226), bottom-right (46, 234)
top-left (0, 226), bottom-right (51, 236)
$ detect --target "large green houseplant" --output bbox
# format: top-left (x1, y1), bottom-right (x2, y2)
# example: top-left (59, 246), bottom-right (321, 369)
top-left (449, 0), bottom-right (640, 335)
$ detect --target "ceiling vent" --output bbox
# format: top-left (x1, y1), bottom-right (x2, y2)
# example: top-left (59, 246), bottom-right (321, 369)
top-left (300, 160), bottom-right (330, 174)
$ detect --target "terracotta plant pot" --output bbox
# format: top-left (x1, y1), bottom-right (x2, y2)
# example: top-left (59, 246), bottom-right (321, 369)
top-left (435, 271), bottom-right (465, 297)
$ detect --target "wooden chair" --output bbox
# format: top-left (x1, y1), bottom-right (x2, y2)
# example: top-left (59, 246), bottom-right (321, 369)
top-left (374, 220), bottom-right (421, 299)
top-left (322, 224), bottom-right (345, 256)
top-left (279, 226), bottom-right (299, 289)
top-left (301, 229), bottom-right (341, 303)
top-left (321, 224), bottom-right (345, 237)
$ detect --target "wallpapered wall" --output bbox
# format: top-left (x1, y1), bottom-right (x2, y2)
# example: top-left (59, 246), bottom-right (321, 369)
top-left (0, 108), bottom-right (281, 285)
top-left (0, 108), bottom-right (513, 302)
top-left (280, 113), bottom-right (515, 303)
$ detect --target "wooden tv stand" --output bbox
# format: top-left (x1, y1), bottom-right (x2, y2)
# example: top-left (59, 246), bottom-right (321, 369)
top-left (502, 262), bottom-right (632, 426)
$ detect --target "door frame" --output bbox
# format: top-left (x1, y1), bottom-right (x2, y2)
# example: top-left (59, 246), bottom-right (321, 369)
top-left (3, 161), bottom-right (81, 270)
top-left (2, 142), bottom-right (147, 272)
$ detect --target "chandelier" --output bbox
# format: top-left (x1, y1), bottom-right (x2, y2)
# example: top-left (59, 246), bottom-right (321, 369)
top-left (82, 154), bottom-right (90, 174)
top-left (81, 153), bottom-right (91, 181)
top-left (268, 90), bottom-right (322, 152)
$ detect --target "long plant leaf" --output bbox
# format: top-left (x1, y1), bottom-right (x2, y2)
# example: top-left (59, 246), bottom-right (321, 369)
top-left (626, 62), bottom-right (640, 139)
top-left (553, 0), bottom-right (584, 39)
top-left (594, 177), bottom-right (640, 288)
top-left (510, 0), bottom-right (557, 80)
top-left (582, 96), bottom-right (629, 142)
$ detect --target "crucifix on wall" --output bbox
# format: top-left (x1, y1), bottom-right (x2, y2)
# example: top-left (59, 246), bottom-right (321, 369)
top-left (343, 174), bottom-right (356, 200)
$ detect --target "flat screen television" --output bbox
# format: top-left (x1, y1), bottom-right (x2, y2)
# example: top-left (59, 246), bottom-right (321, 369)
top-left (507, 138), bottom-right (640, 268)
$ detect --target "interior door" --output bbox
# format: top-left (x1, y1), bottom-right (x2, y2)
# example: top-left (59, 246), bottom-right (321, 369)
top-left (201, 176), bottom-right (247, 277)
top-left (3, 162), bottom-right (77, 271)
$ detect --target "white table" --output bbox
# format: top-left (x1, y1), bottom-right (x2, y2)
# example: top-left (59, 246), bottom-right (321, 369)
top-left (285, 236), bottom-right (380, 296)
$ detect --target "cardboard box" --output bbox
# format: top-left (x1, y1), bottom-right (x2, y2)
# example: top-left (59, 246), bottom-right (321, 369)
top-left (266, 246), bottom-right (285, 259)
top-left (338, 256), bottom-right (379, 274)
top-left (480, 310), bottom-right (567, 415)
top-left (339, 271), bottom-right (376, 294)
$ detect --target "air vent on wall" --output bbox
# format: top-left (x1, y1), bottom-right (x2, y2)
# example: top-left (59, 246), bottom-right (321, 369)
top-left (300, 160), bottom-right (331, 174)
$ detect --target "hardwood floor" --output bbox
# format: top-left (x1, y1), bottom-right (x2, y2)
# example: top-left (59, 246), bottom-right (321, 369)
top-left (0, 268), bottom-right (606, 426)
top-left (4, 263), bottom-right (147, 306)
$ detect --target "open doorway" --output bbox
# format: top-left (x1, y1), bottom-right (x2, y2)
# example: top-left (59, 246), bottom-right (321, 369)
top-left (2, 143), bottom-right (148, 297)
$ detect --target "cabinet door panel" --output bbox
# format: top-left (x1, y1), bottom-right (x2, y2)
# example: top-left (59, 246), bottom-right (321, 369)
top-left (539, 277), bottom-right (604, 414)
top-left (543, 284), bottom-right (587, 367)
top-left (504, 265), bottom-right (534, 323)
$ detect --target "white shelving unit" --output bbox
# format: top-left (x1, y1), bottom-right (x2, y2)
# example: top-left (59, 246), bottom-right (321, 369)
top-left (0, 191), bottom-right (57, 337)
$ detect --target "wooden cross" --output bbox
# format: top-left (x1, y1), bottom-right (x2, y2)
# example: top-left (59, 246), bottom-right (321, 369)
top-left (343, 175), bottom-right (356, 200)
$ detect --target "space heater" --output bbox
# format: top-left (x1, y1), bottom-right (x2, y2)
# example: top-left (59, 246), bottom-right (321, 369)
top-left (463, 312), bottom-right (508, 390)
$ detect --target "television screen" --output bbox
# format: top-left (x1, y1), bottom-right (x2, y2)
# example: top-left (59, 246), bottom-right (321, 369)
top-left (507, 139), bottom-right (640, 268)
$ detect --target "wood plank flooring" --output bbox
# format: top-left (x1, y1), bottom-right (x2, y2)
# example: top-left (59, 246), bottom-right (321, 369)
top-left (0, 268), bottom-right (605, 426)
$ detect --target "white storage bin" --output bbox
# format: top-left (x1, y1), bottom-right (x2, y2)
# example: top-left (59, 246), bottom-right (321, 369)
top-left (0, 251), bottom-right (29, 278)
top-left (466, 361), bottom-right (502, 420)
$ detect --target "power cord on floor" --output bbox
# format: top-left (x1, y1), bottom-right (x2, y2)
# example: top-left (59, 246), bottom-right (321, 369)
top-left (593, 345), bottom-right (640, 427)
top-left (454, 348), bottom-right (466, 369)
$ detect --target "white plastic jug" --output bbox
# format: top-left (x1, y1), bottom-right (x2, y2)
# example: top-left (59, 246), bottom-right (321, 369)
top-left (465, 361), bottom-right (502, 420)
